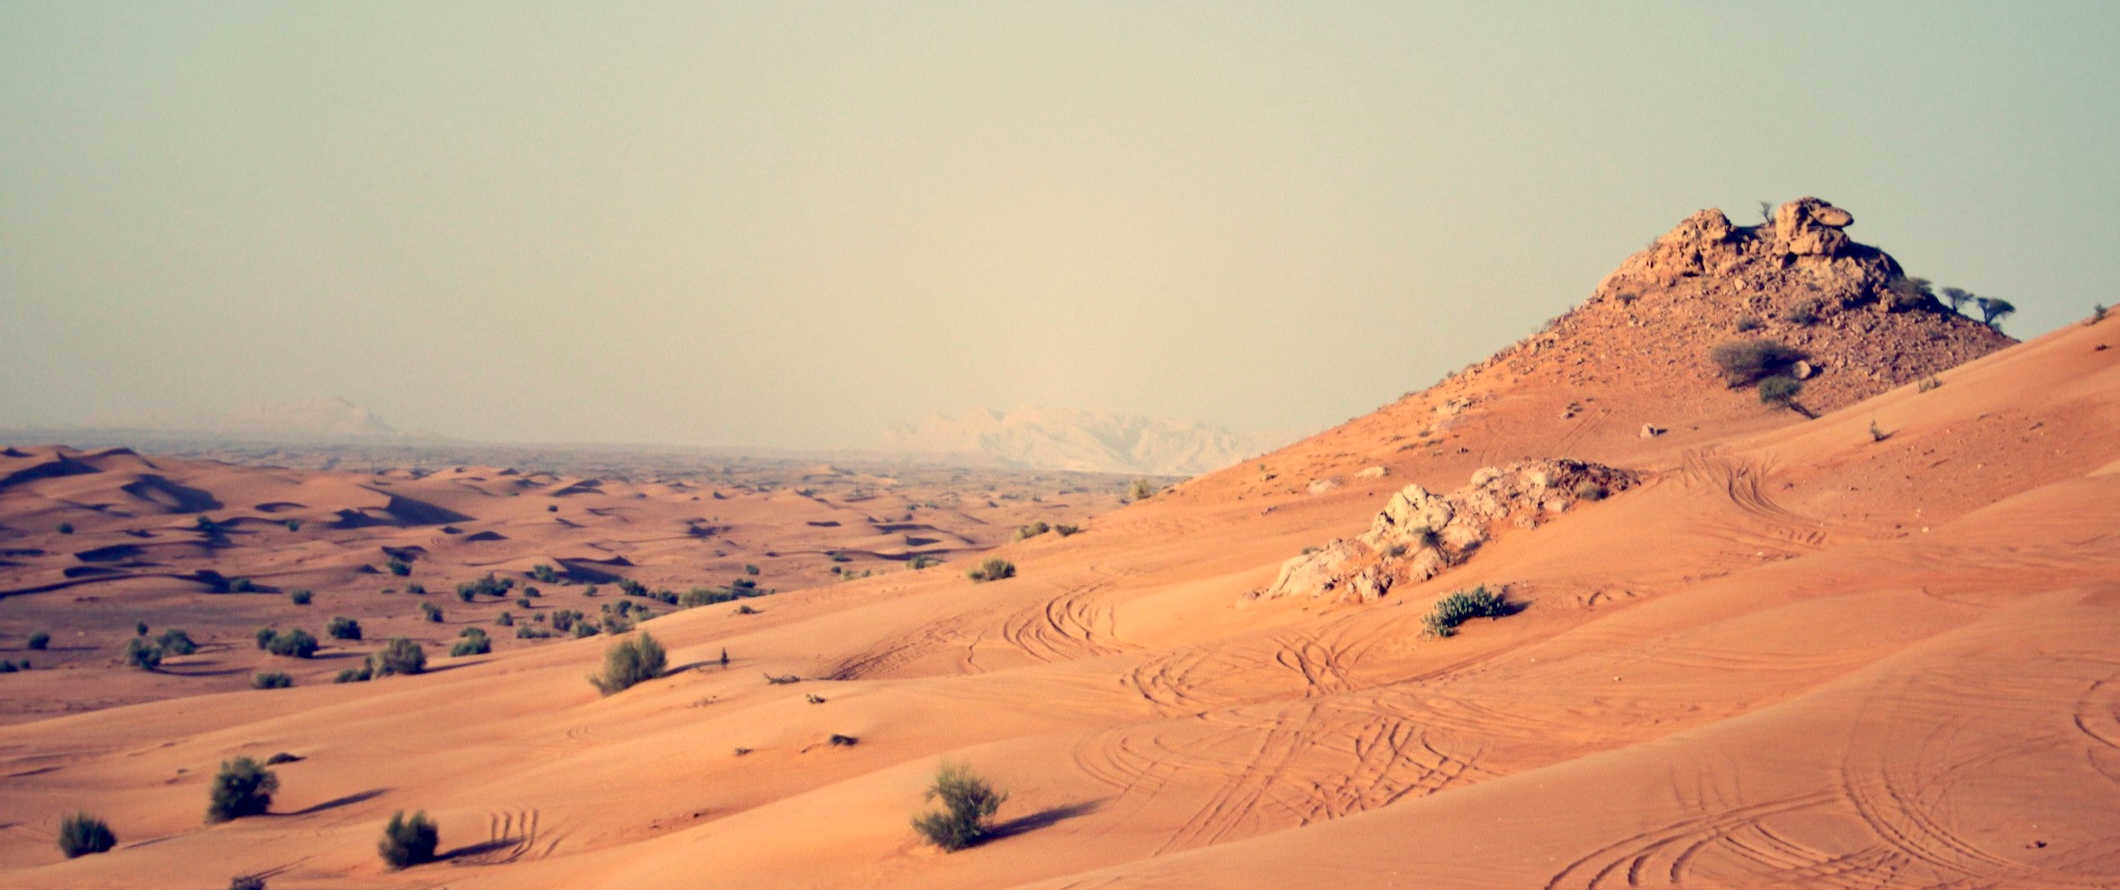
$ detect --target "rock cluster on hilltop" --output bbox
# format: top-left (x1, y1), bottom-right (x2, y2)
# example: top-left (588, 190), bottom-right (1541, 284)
top-left (1428, 198), bottom-right (2014, 414)
top-left (1251, 459), bottom-right (1637, 603)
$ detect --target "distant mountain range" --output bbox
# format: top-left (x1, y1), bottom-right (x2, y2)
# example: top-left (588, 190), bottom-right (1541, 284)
top-left (880, 408), bottom-right (1287, 476)
top-left (209, 396), bottom-right (400, 439)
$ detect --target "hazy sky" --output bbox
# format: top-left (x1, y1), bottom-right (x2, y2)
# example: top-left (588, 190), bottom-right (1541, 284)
top-left (3, 2), bottom-right (2114, 448)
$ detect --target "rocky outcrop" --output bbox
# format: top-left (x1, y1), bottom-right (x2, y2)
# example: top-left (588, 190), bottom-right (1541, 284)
top-left (1252, 459), bottom-right (1638, 603)
top-left (1597, 197), bottom-right (1901, 311)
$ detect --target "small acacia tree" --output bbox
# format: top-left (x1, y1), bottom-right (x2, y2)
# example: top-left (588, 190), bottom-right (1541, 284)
top-left (57, 812), bottom-right (116, 858)
top-left (378, 810), bottom-right (440, 869)
top-left (1975, 296), bottom-right (2016, 331)
top-left (206, 756), bottom-right (279, 823)
top-left (911, 762), bottom-right (1008, 851)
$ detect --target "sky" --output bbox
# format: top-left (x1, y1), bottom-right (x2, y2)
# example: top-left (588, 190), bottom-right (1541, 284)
top-left (2, 1), bottom-right (2114, 449)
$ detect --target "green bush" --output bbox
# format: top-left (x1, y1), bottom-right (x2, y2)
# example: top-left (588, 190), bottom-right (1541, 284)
top-left (910, 762), bottom-right (1008, 851)
top-left (370, 638), bottom-right (426, 676)
top-left (252, 671), bottom-right (293, 689)
top-left (1054, 523), bottom-right (1081, 537)
top-left (1014, 521), bottom-right (1050, 540)
top-left (515, 624), bottom-right (552, 639)
top-left (155, 628), bottom-right (197, 655)
top-left (909, 555), bottom-right (940, 570)
top-left (265, 629), bottom-right (318, 658)
top-left (1759, 375), bottom-right (1804, 409)
top-left (255, 626), bottom-right (277, 649)
top-left (136, 621), bottom-right (149, 636)
top-left (57, 522), bottom-right (75, 535)
top-left (284, 519), bottom-right (302, 532)
top-left (588, 631), bottom-right (667, 695)
top-left (288, 590), bottom-right (312, 606)
top-left (744, 563), bottom-right (761, 575)
top-left (56, 812), bottom-right (116, 858)
top-left (124, 637), bottom-right (161, 670)
top-left (26, 630), bottom-right (50, 650)
top-left (386, 559), bottom-right (411, 577)
top-left (1126, 479), bottom-right (1156, 501)
top-left (420, 603), bottom-right (443, 623)
top-left (450, 628), bottom-right (491, 657)
top-left (456, 586), bottom-right (476, 603)
top-left (335, 665), bottom-right (373, 683)
top-left (550, 609), bottom-right (580, 632)
top-left (378, 809), bottom-right (439, 869)
top-left (495, 612), bottom-right (514, 627)
top-left (205, 756), bottom-right (279, 822)
top-left (1708, 339), bottom-right (1804, 386)
top-left (967, 558), bottom-right (1015, 583)
top-left (1422, 586), bottom-right (1512, 638)
top-left (229, 874), bottom-right (266, 890)
top-left (326, 616), bottom-right (362, 640)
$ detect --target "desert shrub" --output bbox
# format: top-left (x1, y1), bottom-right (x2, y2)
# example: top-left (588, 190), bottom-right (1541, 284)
top-left (56, 812), bottom-right (116, 858)
top-left (588, 631), bottom-right (666, 695)
top-left (1054, 523), bottom-right (1081, 537)
top-left (265, 629), bottom-right (318, 658)
top-left (1708, 339), bottom-right (1804, 386)
top-left (1758, 375), bottom-right (1804, 410)
top-left (335, 665), bottom-right (373, 683)
top-left (524, 586), bottom-right (541, 597)
top-left (495, 612), bottom-right (514, 627)
top-left (2091, 303), bottom-right (2109, 325)
top-left (136, 621), bottom-right (149, 636)
top-left (0, 660), bottom-right (15, 673)
top-left (378, 809), bottom-right (439, 869)
top-left (909, 556), bottom-right (939, 570)
top-left (420, 603), bottom-right (442, 623)
top-left (370, 637), bottom-right (426, 676)
top-left (205, 756), bottom-right (278, 822)
top-left (456, 586), bottom-right (476, 603)
top-left (515, 625), bottom-right (551, 639)
top-left (27, 630), bottom-right (50, 650)
top-left (326, 616), bottom-right (362, 640)
top-left (57, 522), bottom-right (74, 535)
top-left (1733, 315), bottom-right (1763, 332)
top-left (1976, 296), bottom-right (2016, 330)
top-left (911, 762), bottom-right (1007, 851)
top-left (829, 733), bottom-right (859, 746)
top-left (155, 628), bottom-right (197, 655)
top-left (573, 621), bottom-right (600, 637)
top-left (288, 590), bottom-right (312, 606)
top-left (228, 874), bottom-right (267, 890)
top-left (283, 519), bottom-right (301, 532)
top-left (1917, 375), bottom-right (1943, 392)
top-left (967, 558), bottom-right (1015, 583)
top-left (1423, 586), bottom-right (1511, 638)
top-left (386, 559), bottom-right (410, 576)
top-left (1884, 275), bottom-right (1936, 312)
top-left (744, 563), bottom-right (760, 575)
top-left (255, 627), bottom-right (277, 649)
top-left (405, 582), bottom-right (426, 595)
top-left (450, 628), bottom-right (490, 657)
top-left (515, 597), bottom-right (533, 609)
top-left (734, 604), bottom-right (758, 615)
top-left (530, 564), bottom-right (559, 584)
top-left (1780, 299), bottom-right (1823, 326)
top-left (252, 671), bottom-right (293, 689)
top-left (617, 579), bottom-right (647, 597)
top-left (1126, 479), bottom-right (1157, 501)
top-left (1869, 419), bottom-right (1890, 442)
top-left (550, 609), bottom-right (580, 632)
top-left (124, 637), bottom-right (162, 670)
top-left (1014, 521), bottom-right (1050, 540)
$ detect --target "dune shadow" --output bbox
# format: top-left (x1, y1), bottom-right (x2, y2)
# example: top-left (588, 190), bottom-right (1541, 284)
top-left (984, 798), bottom-right (1107, 842)
top-left (279, 787), bottom-right (389, 816)
top-left (440, 837), bottom-right (522, 861)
